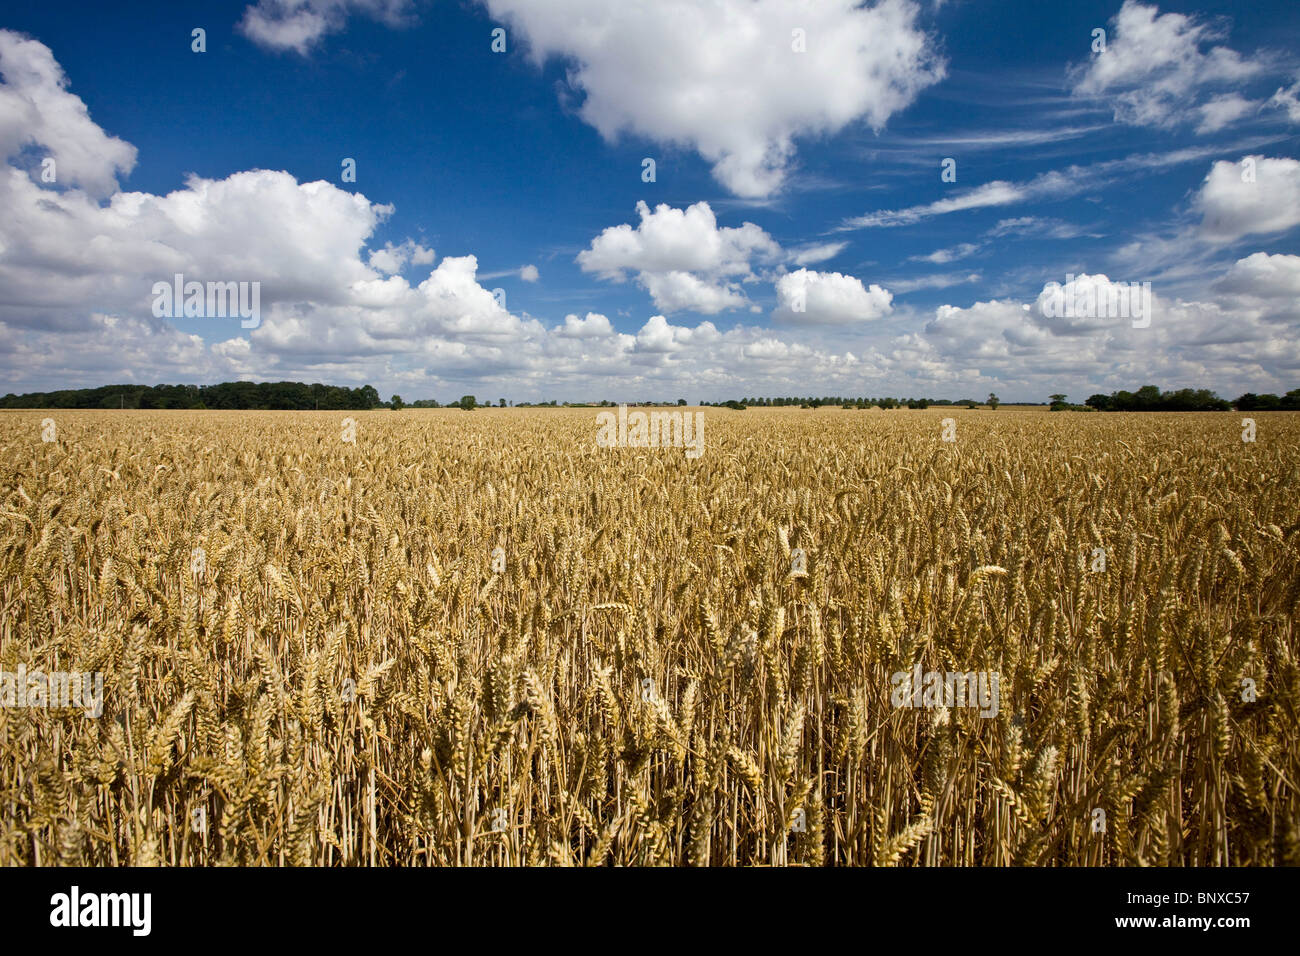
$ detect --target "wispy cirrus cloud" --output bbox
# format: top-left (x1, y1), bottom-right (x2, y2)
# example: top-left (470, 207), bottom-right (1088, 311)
top-left (907, 242), bottom-right (981, 264)
top-left (886, 271), bottom-right (981, 294)
top-left (789, 241), bottom-right (848, 266)
top-left (837, 140), bottom-right (1286, 230)
top-left (984, 217), bottom-right (1096, 240)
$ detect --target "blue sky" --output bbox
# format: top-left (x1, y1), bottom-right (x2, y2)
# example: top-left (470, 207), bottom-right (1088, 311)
top-left (1, 0), bottom-right (1298, 402)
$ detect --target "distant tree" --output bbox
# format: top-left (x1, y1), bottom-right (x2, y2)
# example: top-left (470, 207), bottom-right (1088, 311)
top-left (1235, 392), bottom-right (1280, 411)
top-left (677, 398), bottom-right (686, 406)
top-left (1135, 385), bottom-right (1162, 408)
top-left (390, 394), bottom-right (404, 410)
top-left (499, 398), bottom-right (506, 407)
top-left (458, 395), bottom-right (477, 411)
top-left (0, 380), bottom-right (386, 411)
top-left (987, 392), bottom-right (999, 410)
top-left (1086, 386), bottom-right (1229, 411)
top-left (1049, 393), bottom-right (1069, 411)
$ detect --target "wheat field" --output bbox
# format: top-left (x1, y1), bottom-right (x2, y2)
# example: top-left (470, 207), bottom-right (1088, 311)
top-left (1, 408), bottom-right (1296, 866)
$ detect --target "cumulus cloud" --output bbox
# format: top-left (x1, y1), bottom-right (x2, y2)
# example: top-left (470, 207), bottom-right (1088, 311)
top-left (1032, 274), bottom-right (1156, 336)
top-left (0, 34), bottom-right (541, 391)
top-left (519, 264), bottom-right (539, 282)
top-left (0, 165), bottom-right (390, 326)
top-left (578, 200), bottom-right (780, 313)
top-left (634, 314), bottom-right (720, 355)
top-left (1069, 1), bottom-right (1268, 129)
top-left (238, 0), bottom-right (414, 54)
top-left (481, 0), bottom-right (944, 197)
top-left (1213, 252), bottom-right (1300, 297)
top-left (924, 298), bottom-right (1055, 365)
top-left (772, 269), bottom-right (893, 325)
top-left (1196, 155), bottom-right (1300, 242)
top-left (0, 30), bottom-right (137, 198)
top-left (911, 270), bottom-right (1300, 398)
top-left (637, 271), bottom-right (750, 314)
top-left (556, 312), bottom-right (615, 338)
top-left (368, 239), bottom-right (435, 274)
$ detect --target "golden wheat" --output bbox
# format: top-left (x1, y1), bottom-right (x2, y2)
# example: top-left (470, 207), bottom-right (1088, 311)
top-left (0, 407), bottom-right (1296, 866)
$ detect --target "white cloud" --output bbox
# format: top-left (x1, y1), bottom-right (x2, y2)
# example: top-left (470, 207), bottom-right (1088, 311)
top-left (0, 30), bottom-right (137, 198)
top-left (0, 164), bottom-right (392, 324)
top-left (1070, 1), bottom-right (1268, 129)
top-left (238, 0), bottom-right (414, 54)
top-left (519, 264), bottom-right (540, 282)
top-left (412, 256), bottom-right (521, 336)
top-left (634, 314), bottom-right (720, 355)
top-left (1268, 79), bottom-right (1300, 123)
top-left (578, 200), bottom-right (780, 313)
top-left (1032, 274), bottom-right (1155, 336)
top-left (910, 275), bottom-right (1300, 400)
top-left (841, 144), bottom-right (1275, 231)
top-left (1196, 93), bottom-right (1258, 134)
top-left (790, 241), bottom-right (848, 266)
top-left (1213, 252), bottom-right (1300, 300)
top-left (556, 312), bottom-right (615, 338)
top-left (368, 239), bottom-right (435, 274)
top-left (1196, 155), bottom-right (1300, 242)
top-left (481, 0), bottom-right (944, 197)
top-left (887, 272), bottom-right (981, 294)
top-left (924, 298), bottom-right (1054, 365)
top-left (844, 180), bottom-right (1025, 229)
top-left (985, 217), bottom-right (1091, 240)
top-left (772, 268), bottom-right (892, 325)
top-left (909, 242), bottom-right (981, 264)
top-left (638, 271), bottom-right (751, 314)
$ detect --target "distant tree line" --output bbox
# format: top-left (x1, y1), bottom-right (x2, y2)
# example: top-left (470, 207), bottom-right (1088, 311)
top-left (1084, 386), bottom-right (1300, 412)
top-left (707, 387), bottom-right (1299, 412)
top-left (704, 393), bottom-right (1002, 410)
top-left (0, 382), bottom-right (382, 410)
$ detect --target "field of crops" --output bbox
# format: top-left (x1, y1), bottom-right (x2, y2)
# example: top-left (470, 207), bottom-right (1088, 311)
top-left (1, 408), bottom-right (1297, 866)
